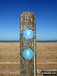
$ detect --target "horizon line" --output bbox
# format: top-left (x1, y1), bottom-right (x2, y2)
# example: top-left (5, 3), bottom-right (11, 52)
top-left (0, 40), bottom-right (57, 42)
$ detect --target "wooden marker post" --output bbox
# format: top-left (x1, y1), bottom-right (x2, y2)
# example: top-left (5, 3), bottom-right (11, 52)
top-left (20, 12), bottom-right (36, 76)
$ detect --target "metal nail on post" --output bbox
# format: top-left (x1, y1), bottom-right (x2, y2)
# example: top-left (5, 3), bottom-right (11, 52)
top-left (20, 12), bottom-right (36, 76)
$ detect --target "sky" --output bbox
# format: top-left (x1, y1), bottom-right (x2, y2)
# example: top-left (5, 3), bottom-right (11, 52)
top-left (0, 0), bottom-right (57, 41)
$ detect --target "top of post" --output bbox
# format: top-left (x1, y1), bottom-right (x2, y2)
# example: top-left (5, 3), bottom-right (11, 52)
top-left (21, 12), bottom-right (35, 17)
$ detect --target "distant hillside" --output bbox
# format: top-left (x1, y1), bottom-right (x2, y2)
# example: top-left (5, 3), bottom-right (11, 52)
top-left (37, 40), bottom-right (57, 42)
top-left (0, 40), bottom-right (57, 42)
top-left (0, 40), bottom-right (19, 42)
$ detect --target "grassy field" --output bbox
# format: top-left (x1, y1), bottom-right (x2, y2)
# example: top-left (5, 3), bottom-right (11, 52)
top-left (0, 42), bottom-right (57, 76)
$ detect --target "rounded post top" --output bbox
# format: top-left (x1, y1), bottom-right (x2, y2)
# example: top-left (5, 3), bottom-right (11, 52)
top-left (21, 12), bottom-right (35, 17)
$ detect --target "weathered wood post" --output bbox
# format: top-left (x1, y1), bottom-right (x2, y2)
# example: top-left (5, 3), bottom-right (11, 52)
top-left (20, 12), bottom-right (36, 76)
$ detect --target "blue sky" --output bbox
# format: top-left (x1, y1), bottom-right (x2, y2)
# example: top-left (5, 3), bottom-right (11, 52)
top-left (0, 0), bottom-right (57, 41)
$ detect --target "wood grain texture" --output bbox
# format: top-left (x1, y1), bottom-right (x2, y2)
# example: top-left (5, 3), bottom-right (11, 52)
top-left (20, 12), bottom-right (36, 76)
